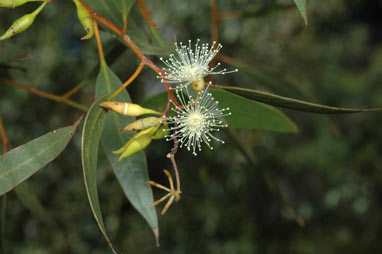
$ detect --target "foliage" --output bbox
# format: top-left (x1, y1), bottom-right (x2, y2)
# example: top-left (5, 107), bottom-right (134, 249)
top-left (0, 0), bottom-right (381, 253)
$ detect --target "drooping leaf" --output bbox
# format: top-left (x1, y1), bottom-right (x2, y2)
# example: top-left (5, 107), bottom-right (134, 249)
top-left (142, 89), bottom-right (298, 133)
top-left (0, 118), bottom-right (80, 196)
top-left (95, 63), bottom-right (159, 243)
top-left (293, 0), bottom-right (308, 27)
top-left (216, 85), bottom-right (382, 114)
top-left (211, 89), bottom-right (297, 132)
top-left (81, 95), bottom-right (117, 254)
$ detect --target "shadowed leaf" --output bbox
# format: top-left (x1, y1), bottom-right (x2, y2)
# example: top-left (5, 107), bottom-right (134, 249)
top-left (216, 85), bottom-right (382, 114)
top-left (0, 119), bottom-right (80, 196)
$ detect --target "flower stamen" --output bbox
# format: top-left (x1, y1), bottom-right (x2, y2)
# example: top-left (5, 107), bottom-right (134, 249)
top-left (158, 39), bottom-right (238, 90)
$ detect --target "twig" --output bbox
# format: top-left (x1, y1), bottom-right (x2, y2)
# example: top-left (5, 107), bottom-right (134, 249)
top-left (136, 0), bottom-right (159, 29)
top-left (0, 77), bottom-right (88, 112)
top-left (0, 115), bottom-right (8, 154)
top-left (109, 62), bottom-right (145, 100)
top-left (166, 139), bottom-right (180, 193)
top-left (78, 0), bottom-right (180, 107)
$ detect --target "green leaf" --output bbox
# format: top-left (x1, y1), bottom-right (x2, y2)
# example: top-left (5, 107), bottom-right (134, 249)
top-left (81, 0), bottom-right (135, 28)
top-left (141, 91), bottom-right (168, 113)
top-left (82, 0), bottom-right (174, 55)
top-left (211, 89), bottom-right (297, 132)
top-left (123, 19), bottom-right (174, 56)
top-left (142, 89), bottom-right (298, 133)
top-left (81, 95), bottom-right (117, 254)
top-left (0, 119), bottom-right (80, 196)
top-left (216, 85), bottom-right (382, 114)
top-left (293, 0), bottom-right (308, 27)
top-left (95, 64), bottom-right (159, 244)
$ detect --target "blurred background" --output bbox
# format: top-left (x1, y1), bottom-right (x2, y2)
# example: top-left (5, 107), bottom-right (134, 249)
top-left (0, 0), bottom-right (382, 253)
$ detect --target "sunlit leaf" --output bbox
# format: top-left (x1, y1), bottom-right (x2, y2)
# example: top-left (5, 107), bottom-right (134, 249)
top-left (0, 119), bottom-right (80, 196)
top-left (216, 85), bottom-right (382, 114)
top-left (81, 95), bottom-right (117, 254)
top-left (95, 63), bottom-right (159, 244)
top-left (293, 0), bottom-right (308, 26)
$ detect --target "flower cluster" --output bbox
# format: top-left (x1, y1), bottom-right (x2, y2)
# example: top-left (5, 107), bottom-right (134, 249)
top-left (159, 40), bottom-right (237, 155)
top-left (166, 87), bottom-right (231, 155)
top-left (159, 39), bottom-right (238, 91)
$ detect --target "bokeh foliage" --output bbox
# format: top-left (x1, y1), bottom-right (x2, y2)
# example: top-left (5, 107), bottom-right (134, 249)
top-left (0, 0), bottom-right (382, 253)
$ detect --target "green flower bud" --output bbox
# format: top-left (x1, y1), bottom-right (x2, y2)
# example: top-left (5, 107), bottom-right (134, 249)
top-left (152, 123), bottom-right (170, 140)
top-left (72, 0), bottom-right (94, 40)
top-left (112, 125), bottom-right (159, 155)
top-left (116, 133), bottom-right (153, 161)
top-left (0, 1), bottom-right (47, 40)
top-left (120, 117), bottom-right (163, 132)
top-left (99, 102), bottom-right (160, 116)
top-left (0, 0), bottom-right (43, 8)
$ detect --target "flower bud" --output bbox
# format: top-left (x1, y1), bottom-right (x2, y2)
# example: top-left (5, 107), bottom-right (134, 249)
top-left (0, 1), bottom-right (46, 40)
top-left (152, 123), bottom-right (170, 140)
top-left (120, 117), bottom-right (163, 132)
top-left (0, 0), bottom-right (43, 8)
top-left (112, 125), bottom-right (158, 155)
top-left (99, 102), bottom-right (160, 116)
top-left (72, 0), bottom-right (94, 40)
top-left (115, 133), bottom-right (153, 161)
top-left (191, 77), bottom-right (205, 92)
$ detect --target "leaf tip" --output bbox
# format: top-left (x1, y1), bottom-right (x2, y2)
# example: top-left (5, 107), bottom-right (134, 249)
top-left (152, 226), bottom-right (160, 247)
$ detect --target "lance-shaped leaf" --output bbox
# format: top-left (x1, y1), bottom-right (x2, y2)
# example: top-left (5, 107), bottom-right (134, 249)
top-left (0, 118), bottom-right (80, 196)
top-left (81, 96), bottom-right (117, 254)
top-left (95, 63), bottom-right (159, 244)
top-left (216, 85), bottom-right (382, 114)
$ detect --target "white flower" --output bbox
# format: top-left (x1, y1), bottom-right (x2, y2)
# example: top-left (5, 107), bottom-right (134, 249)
top-left (159, 39), bottom-right (238, 90)
top-left (166, 86), bottom-right (230, 155)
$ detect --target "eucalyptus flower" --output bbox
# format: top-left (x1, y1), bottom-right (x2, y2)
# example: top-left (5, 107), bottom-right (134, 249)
top-left (166, 86), bottom-right (230, 155)
top-left (159, 39), bottom-right (238, 90)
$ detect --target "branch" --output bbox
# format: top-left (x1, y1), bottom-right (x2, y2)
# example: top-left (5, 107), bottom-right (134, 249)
top-left (0, 77), bottom-right (88, 112)
top-left (167, 139), bottom-right (181, 193)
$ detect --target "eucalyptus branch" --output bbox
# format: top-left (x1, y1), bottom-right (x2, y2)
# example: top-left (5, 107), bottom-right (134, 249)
top-left (0, 77), bottom-right (88, 112)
